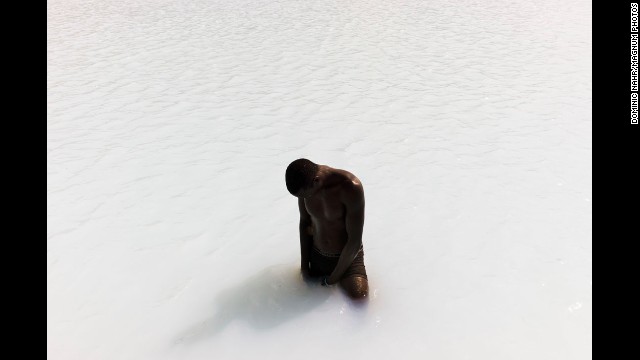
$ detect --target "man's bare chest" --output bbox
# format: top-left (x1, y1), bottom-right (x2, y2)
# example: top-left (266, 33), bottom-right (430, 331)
top-left (304, 196), bottom-right (345, 222)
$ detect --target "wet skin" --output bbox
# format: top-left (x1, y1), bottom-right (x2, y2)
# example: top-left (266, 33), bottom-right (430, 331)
top-left (295, 165), bottom-right (368, 299)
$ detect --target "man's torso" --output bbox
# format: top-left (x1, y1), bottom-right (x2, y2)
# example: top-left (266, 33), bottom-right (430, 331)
top-left (304, 168), bottom-right (362, 254)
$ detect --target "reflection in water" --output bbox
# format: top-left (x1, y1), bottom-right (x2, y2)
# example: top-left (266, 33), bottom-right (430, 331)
top-left (175, 264), bottom-right (331, 343)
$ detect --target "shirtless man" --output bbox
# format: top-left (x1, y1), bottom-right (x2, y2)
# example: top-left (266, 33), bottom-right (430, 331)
top-left (285, 158), bottom-right (368, 299)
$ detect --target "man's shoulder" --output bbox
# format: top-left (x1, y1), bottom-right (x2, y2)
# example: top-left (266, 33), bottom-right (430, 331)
top-left (338, 177), bottom-right (364, 204)
top-left (330, 168), bottom-right (361, 187)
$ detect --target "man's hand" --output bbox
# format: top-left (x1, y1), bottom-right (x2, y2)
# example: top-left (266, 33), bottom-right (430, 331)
top-left (322, 276), bottom-right (336, 286)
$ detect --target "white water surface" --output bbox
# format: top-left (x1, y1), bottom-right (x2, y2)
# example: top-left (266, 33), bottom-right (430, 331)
top-left (47, 0), bottom-right (592, 359)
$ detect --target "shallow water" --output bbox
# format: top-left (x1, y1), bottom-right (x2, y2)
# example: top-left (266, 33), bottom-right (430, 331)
top-left (48, 0), bottom-right (591, 359)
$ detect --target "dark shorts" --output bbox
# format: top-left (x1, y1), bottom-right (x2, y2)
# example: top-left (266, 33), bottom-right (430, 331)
top-left (309, 245), bottom-right (368, 280)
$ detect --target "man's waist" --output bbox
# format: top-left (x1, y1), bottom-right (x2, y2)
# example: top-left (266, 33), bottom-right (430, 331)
top-left (312, 244), bottom-right (363, 258)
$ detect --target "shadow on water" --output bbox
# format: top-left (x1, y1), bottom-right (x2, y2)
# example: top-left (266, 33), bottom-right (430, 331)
top-left (174, 264), bottom-right (331, 344)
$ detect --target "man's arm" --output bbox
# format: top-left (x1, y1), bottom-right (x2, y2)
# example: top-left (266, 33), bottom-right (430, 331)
top-left (326, 182), bottom-right (365, 285)
top-left (298, 197), bottom-right (313, 273)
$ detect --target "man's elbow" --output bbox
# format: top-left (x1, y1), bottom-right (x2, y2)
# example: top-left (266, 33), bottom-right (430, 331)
top-left (346, 235), bottom-right (363, 250)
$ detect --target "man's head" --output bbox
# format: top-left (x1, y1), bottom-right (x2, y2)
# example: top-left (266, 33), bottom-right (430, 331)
top-left (285, 158), bottom-right (320, 197)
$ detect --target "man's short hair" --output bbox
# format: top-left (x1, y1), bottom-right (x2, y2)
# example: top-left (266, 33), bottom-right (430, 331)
top-left (285, 158), bottom-right (319, 195)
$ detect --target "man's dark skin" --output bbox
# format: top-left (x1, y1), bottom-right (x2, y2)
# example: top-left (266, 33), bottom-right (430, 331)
top-left (294, 164), bottom-right (368, 299)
